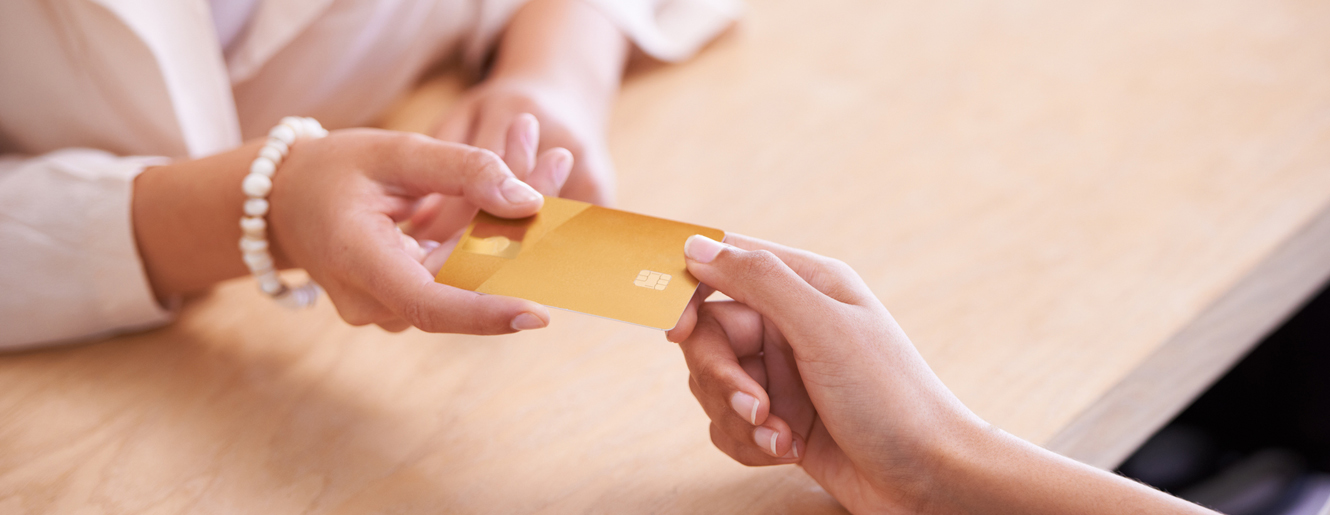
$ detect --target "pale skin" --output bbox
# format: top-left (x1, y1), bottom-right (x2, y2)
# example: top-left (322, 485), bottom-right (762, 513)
top-left (668, 234), bottom-right (1219, 515)
top-left (130, 1), bottom-right (1206, 509)
top-left (408, 0), bottom-right (628, 241)
top-left (131, 0), bottom-right (626, 334)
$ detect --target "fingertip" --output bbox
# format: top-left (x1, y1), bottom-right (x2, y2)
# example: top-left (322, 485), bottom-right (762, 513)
top-left (730, 391), bottom-right (760, 425)
top-left (516, 113), bottom-right (538, 148)
top-left (497, 178), bottom-right (542, 208)
top-left (504, 113), bottom-right (540, 179)
top-left (472, 294), bottom-right (549, 334)
top-left (527, 148), bottom-right (574, 197)
top-left (753, 426), bottom-right (781, 457)
top-left (786, 435), bottom-right (803, 460)
top-left (511, 311), bottom-right (549, 331)
top-left (548, 147), bottom-right (573, 186)
top-left (685, 234), bottom-right (727, 264)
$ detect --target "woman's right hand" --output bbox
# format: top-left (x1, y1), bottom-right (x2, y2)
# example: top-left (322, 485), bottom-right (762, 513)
top-left (266, 127), bottom-right (572, 334)
top-left (668, 234), bottom-right (1216, 514)
top-left (667, 234), bottom-right (982, 512)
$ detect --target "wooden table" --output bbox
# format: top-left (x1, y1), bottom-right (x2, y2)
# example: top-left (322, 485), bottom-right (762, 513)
top-left (5, 0), bottom-right (1330, 512)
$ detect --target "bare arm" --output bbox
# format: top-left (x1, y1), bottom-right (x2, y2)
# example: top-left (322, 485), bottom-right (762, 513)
top-left (131, 126), bottom-right (571, 334)
top-left (133, 140), bottom-right (263, 299)
top-left (930, 423), bottom-right (1210, 514)
top-left (490, 0), bottom-right (628, 124)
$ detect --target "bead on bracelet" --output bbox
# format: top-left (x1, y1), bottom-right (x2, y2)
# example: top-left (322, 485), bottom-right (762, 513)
top-left (239, 116), bottom-right (328, 308)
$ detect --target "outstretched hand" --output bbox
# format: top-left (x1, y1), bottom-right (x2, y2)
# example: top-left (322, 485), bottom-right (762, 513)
top-left (267, 127), bottom-right (571, 334)
top-left (669, 234), bottom-right (976, 512)
top-left (668, 234), bottom-right (1217, 515)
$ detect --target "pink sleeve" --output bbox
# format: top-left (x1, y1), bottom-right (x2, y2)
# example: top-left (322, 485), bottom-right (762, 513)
top-left (0, 149), bottom-right (174, 350)
top-left (462, 0), bottom-right (742, 71)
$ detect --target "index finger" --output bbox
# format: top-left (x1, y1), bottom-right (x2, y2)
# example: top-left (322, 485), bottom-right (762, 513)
top-left (714, 233), bottom-right (876, 308)
top-left (363, 130), bottom-right (544, 220)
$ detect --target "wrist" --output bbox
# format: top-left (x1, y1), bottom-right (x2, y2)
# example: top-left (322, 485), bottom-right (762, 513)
top-left (132, 140), bottom-right (267, 301)
top-left (240, 117), bottom-right (327, 308)
top-left (908, 416), bottom-right (1014, 514)
top-left (489, 0), bottom-right (627, 114)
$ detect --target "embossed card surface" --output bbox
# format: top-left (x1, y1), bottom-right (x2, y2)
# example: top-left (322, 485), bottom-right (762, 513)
top-left (434, 196), bottom-right (725, 330)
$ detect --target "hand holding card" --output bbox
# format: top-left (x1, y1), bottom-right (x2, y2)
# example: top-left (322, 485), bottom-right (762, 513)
top-left (435, 196), bottom-right (724, 330)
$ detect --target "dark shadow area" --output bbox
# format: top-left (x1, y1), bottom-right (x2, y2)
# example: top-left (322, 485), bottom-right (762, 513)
top-left (1117, 282), bottom-right (1330, 515)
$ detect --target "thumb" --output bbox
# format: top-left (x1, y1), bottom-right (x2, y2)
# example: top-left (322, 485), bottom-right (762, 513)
top-left (682, 235), bottom-right (831, 327)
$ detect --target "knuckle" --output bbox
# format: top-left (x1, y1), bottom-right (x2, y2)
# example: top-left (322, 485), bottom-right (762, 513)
top-left (388, 131), bottom-right (432, 156)
top-left (821, 256), bottom-right (853, 274)
top-left (742, 250), bottom-right (785, 277)
top-left (400, 297), bottom-right (434, 332)
top-left (462, 147), bottom-right (505, 178)
top-left (830, 262), bottom-right (861, 286)
top-left (398, 131), bottom-right (433, 147)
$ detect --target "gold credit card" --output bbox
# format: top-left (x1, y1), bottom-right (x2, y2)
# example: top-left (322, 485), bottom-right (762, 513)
top-left (435, 196), bottom-right (725, 330)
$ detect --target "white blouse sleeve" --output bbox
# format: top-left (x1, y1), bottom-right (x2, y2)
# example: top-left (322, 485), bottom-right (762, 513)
top-left (463, 0), bottom-right (742, 70)
top-left (0, 149), bottom-right (173, 351)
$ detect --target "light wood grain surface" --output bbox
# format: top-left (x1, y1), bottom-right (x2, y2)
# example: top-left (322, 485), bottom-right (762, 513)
top-left (5, 0), bottom-right (1330, 513)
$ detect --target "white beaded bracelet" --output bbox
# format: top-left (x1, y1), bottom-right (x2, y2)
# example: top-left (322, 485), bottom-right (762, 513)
top-left (240, 116), bottom-right (328, 309)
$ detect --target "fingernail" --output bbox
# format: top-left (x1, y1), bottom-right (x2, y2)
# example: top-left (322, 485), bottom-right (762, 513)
top-left (553, 150), bottom-right (573, 184)
top-left (730, 392), bottom-right (759, 425)
top-left (522, 115), bottom-right (539, 151)
top-left (754, 427), bottom-right (780, 457)
top-left (500, 177), bottom-right (542, 204)
top-left (511, 312), bottom-right (547, 330)
top-left (684, 235), bottom-right (725, 263)
top-left (791, 440), bottom-right (800, 459)
top-left (419, 239), bottom-right (441, 254)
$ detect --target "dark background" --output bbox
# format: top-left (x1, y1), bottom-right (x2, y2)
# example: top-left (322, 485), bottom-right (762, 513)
top-left (1118, 280), bottom-right (1330, 514)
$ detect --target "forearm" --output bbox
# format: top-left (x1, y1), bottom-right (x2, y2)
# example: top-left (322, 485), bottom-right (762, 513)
top-left (490, 0), bottom-right (629, 121)
top-left (927, 425), bottom-right (1215, 515)
top-left (132, 140), bottom-right (270, 302)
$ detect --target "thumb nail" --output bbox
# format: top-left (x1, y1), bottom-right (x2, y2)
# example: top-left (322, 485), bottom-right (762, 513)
top-left (500, 177), bottom-right (542, 204)
top-left (684, 235), bottom-right (726, 263)
top-left (510, 312), bottom-right (547, 331)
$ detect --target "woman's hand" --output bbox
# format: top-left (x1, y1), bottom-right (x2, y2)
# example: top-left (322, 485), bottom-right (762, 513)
top-left (267, 128), bottom-right (572, 333)
top-left (432, 78), bottom-right (615, 207)
top-left (668, 234), bottom-right (976, 512)
top-left (134, 128), bottom-right (571, 335)
top-left (424, 0), bottom-right (628, 214)
top-left (667, 234), bottom-right (1217, 514)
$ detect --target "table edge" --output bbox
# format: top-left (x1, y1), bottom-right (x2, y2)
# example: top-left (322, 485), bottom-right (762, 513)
top-left (1045, 201), bottom-right (1330, 469)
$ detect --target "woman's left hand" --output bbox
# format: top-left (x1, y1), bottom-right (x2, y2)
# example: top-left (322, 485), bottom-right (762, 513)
top-left (417, 0), bottom-right (628, 235)
top-left (432, 78), bottom-right (616, 208)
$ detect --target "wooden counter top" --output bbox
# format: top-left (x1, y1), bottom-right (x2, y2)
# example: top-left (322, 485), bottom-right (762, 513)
top-left (5, 0), bottom-right (1330, 512)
